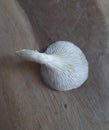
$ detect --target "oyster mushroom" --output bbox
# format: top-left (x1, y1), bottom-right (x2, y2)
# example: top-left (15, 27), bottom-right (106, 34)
top-left (16, 41), bottom-right (89, 91)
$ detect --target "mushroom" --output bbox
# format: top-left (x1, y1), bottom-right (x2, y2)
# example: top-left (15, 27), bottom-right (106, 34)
top-left (16, 41), bottom-right (89, 91)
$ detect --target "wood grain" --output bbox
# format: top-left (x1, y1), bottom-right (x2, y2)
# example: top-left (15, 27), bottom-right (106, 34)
top-left (0, 0), bottom-right (109, 129)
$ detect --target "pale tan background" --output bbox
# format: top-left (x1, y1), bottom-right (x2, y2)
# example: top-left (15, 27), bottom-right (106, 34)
top-left (0, 0), bottom-right (109, 130)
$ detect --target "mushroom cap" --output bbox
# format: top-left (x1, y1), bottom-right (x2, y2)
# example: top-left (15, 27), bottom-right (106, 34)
top-left (41, 41), bottom-right (89, 91)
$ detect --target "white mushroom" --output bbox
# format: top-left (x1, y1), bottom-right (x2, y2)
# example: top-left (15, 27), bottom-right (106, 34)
top-left (16, 41), bottom-right (89, 91)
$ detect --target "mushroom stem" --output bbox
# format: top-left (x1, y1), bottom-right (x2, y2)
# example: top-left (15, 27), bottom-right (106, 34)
top-left (16, 49), bottom-right (55, 65)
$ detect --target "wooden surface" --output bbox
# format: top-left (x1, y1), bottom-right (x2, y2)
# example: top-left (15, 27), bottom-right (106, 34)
top-left (0, 0), bottom-right (109, 129)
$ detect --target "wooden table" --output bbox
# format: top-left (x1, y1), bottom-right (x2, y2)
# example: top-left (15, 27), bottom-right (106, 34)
top-left (0, 0), bottom-right (109, 129)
